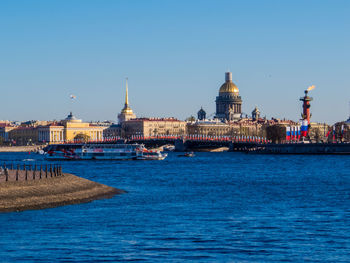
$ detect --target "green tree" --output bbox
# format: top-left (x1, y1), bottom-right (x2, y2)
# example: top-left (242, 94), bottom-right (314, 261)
top-left (266, 125), bottom-right (286, 143)
top-left (74, 133), bottom-right (90, 142)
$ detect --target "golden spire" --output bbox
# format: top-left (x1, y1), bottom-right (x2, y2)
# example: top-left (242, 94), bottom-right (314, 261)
top-left (125, 77), bottom-right (129, 107)
top-left (121, 77), bottom-right (133, 114)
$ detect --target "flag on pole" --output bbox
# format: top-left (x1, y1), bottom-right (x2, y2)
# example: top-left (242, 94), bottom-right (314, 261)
top-left (301, 120), bottom-right (308, 137)
top-left (286, 127), bottom-right (291, 141)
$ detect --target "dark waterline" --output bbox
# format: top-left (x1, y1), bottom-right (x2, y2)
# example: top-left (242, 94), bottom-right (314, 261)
top-left (1, 152), bottom-right (350, 262)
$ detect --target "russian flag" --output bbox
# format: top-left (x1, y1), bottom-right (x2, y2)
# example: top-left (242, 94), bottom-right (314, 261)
top-left (286, 127), bottom-right (291, 141)
top-left (301, 120), bottom-right (308, 137)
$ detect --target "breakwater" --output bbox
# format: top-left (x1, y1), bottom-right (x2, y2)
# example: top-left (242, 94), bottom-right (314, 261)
top-left (0, 163), bottom-right (123, 212)
top-left (248, 142), bottom-right (350, 154)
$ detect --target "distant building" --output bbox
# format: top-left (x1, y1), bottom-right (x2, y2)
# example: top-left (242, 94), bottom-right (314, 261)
top-left (0, 123), bottom-right (16, 142)
top-left (118, 78), bottom-right (136, 123)
top-left (9, 126), bottom-right (39, 145)
top-left (103, 124), bottom-right (122, 139)
top-left (197, 107), bottom-right (206, 120)
top-left (187, 120), bottom-right (230, 136)
top-left (122, 118), bottom-right (186, 138)
top-left (252, 106), bottom-right (260, 121)
top-left (215, 72), bottom-right (242, 121)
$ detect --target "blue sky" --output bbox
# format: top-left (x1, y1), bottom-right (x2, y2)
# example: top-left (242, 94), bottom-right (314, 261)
top-left (0, 0), bottom-right (349, 124)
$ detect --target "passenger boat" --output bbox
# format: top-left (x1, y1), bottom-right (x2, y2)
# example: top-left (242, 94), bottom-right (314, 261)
top-left (44, 143), bottom-right (144, 160)
top-left (136, 149), bottom-right (168, 160)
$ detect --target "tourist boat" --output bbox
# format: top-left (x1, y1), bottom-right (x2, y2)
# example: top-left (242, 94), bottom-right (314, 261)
top-left (44, 143), bottom-right (144, 160)
top-left (136, 149), bottom-right (168, 160)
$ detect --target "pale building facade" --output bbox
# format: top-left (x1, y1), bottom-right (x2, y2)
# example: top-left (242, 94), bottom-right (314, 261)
top-left (187, 120), bottom-right (231, 136)
top-left (122, 118), bottom-right (186, 138)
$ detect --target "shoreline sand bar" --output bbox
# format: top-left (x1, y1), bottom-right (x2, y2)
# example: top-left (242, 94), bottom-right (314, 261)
top-left (0, 173), bottom-right (123, 212)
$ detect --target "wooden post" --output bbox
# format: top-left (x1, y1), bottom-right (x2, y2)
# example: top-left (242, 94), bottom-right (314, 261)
top-left (5, 168), bottom-right (8, 181)
top-left (33, 165), bottom-right (36, 180)
top-left (45, 165), bottom-right (48, 178)
top-left (40, 165), bottom-right (42, 179)
top-left (50, 164), bottom-right (53, 177)
top-left (25, 168), bottom-right (28, 181)
top-left (16, 164), bottom-right (19, 181)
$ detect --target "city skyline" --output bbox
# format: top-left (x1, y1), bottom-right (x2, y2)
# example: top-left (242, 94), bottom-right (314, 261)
top-left (0, 0), bottom-right (349, 123)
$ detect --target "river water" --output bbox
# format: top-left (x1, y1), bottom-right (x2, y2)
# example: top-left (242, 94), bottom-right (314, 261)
top-left (0, 152), bottom-right (350, 262)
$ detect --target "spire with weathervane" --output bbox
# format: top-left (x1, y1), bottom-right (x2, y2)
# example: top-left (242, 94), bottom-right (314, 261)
top-left (118, 77), bottom-right (136, 123)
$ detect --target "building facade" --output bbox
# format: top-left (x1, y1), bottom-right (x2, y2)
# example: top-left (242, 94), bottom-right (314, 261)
top-left (0, 123), bottom-right (16, 143)
top-left (9, 127), bottom-right (39, 145)
top-left (187, 120), bottom-right (231, 136)
top-left (122, 118), bottom-right (186, 138)
top-left (5, 112), bottom-right (107, 145)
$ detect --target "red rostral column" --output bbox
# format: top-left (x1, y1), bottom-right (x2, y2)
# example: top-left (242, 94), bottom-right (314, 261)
top-left (300, 85), bottom-right (314, 125)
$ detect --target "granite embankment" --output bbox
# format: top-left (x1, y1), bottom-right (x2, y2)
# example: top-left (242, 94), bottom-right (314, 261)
top-left (0, 146), bottom-right (44, 152)
top-left (0, 171), bottom-right (123, 212)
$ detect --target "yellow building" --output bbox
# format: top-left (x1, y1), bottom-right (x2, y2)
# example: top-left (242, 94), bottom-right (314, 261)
top-left (38, 112), bottom-right (106, 143)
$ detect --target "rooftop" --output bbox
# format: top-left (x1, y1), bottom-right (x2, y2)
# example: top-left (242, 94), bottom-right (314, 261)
top-left (127, 117), bottom-right (183, 122)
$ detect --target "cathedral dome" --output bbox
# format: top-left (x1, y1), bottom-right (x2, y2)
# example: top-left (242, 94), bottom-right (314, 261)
top-left (219, 72), bottom-right (239, 95)
top-left (219, 82), bottom-right (239, 95)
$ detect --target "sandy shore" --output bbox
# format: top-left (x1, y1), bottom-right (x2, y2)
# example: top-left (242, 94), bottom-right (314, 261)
top-left (0, 145), bottom-right (44, 152)
top-left (0, 173), bottom-right (123, 212)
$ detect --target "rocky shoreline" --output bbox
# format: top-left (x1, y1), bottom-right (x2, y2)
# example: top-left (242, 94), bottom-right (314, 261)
top-left (0, 173), bottom-right (123, 212)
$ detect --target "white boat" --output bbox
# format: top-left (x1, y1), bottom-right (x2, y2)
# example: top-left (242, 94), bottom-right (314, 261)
top-left (137, 149), bottom-right (168, 160)
top-left (44, 143), bottom-right (144, 160)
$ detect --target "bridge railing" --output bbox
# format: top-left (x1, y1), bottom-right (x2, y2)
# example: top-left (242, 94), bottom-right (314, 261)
top-left (51, 135), bottom-right (271, 144)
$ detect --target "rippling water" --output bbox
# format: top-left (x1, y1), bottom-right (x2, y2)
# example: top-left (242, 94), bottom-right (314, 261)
top-left (1, 152), bottom-right (350, 262)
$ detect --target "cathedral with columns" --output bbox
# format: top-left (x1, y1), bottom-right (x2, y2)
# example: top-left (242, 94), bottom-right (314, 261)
top-left (215, 72), bottom-right (242, 121)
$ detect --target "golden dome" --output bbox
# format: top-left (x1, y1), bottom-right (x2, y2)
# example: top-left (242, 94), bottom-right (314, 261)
top-left (121, 105), bottom-right (134, 114)
top-left (219, 82), bottom-right (239, 94)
